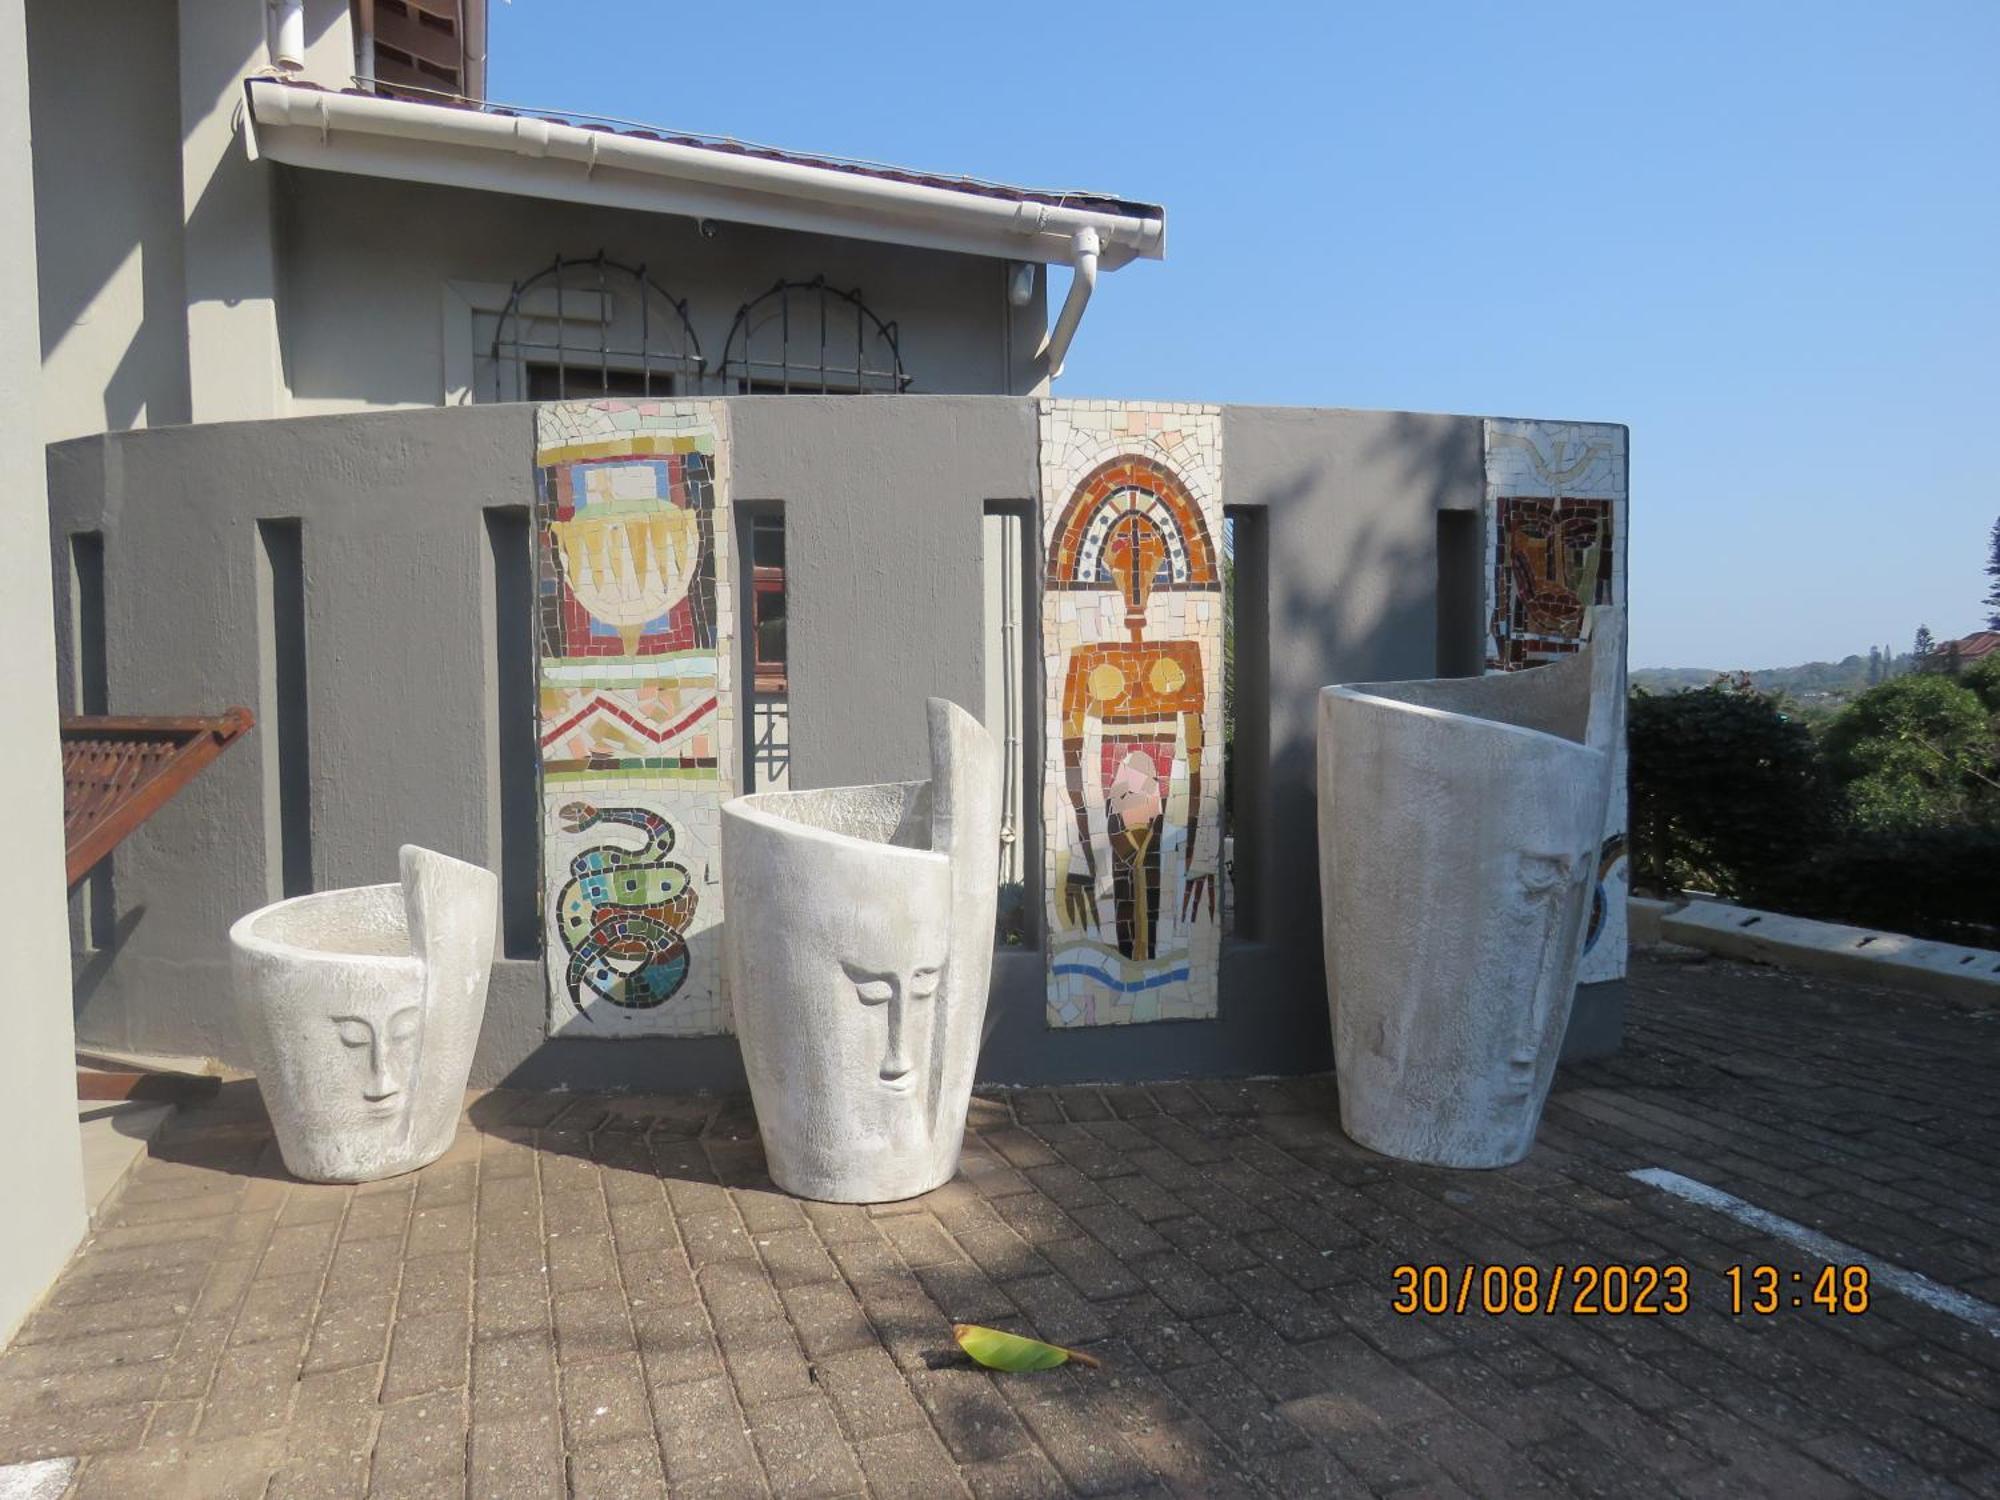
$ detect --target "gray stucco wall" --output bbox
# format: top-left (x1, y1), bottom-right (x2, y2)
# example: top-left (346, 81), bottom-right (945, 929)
top-left (276, 172), bottom-right (1049, 410)
top-left (48, 397), bottom-right (1619, 1090)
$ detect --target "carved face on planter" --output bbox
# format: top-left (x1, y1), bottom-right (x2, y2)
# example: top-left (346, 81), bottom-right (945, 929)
top-left (280, 981), bottom-right (428, 1172)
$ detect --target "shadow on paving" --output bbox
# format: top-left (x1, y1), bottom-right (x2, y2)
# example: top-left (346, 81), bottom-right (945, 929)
top-left (1, 952), bottom-right (1997, 1497)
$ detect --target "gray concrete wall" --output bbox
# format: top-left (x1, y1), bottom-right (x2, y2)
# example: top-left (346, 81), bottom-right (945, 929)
top-left (3, 0), bottom-right (88, 1341)
top-left (48, 397), bottom-right (1615, 1091)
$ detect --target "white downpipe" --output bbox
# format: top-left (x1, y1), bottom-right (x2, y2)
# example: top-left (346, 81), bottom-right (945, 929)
top-left (1038, 228), bottom-right (1099, 381)
top-left (243, 83), bottom-right (1165, 268)
top-left (267, 0), bottom-right (306, 73)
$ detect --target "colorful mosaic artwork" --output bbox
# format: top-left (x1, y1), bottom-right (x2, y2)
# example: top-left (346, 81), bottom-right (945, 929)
top-left (536, 401), bottom-right (734, 1037)
top-left (1041, 402), bottom-right (1225, 1027)
top-left (1483, 418), bottom-right (1629, 985)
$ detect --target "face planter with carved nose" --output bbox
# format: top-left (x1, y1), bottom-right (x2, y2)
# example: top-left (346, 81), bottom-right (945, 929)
top-left (841, 954), bottom-right (944, 1097)
top-left (283, 989), bottom-right (427, 1173)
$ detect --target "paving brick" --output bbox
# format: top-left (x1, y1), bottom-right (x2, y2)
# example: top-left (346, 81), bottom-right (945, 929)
top-left (367, 1393), bottom-right (465, 1498)
top-left (815, 1345), bottom-right (929, 1441)
top-left (303, 1295), bottom-right (393, 1374)
top-left (747, 1392), bottom-right (867, 1499)
top-left (471, 1331), bottom-right (557, 1420)
top-left (719, 1326), bottom-right (814, 1408)
top-left (560, 1351), bottom-right (652, 1448)
top-left (778, 1281), bottom-right (878, 1361)
top-left (553, 1284), bottom-right (635, 1364)
top-left (963, 1450), bottom-right (1073, 1499)
top-left (855, 1424), bottom-right (971, 1498)
top-left (382, 1311), bottom-right (469, 1400)
top-left (472, 1270), bottom-right (550, 1343)
top-left (566, 1433), bottom-right (667, 1500)
top-left (397, 1252), bottom-right (472, 1318)
top-left (655, 1375), bottom-right (757, 1484)
top-left (466, 1409), bottom-right (562, 1500)
top-left (908, 1367), bottom-right (1034, 1463)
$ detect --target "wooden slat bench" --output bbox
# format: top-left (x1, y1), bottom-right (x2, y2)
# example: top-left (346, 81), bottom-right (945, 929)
top-left (62, 709), bottom-right (254, 887)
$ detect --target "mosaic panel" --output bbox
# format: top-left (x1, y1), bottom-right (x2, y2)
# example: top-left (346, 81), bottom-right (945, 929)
top-left (1040, 402), bottom-right (1225, 1027)
top-left (1482, 418), bottom-right (1629, 985)
top-left (536, 400), bottom-right (734, 1037)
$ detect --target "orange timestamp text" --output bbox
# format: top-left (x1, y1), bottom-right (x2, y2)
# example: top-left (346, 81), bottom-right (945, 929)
top-left (1390, 1263), bottom-right (1873, 1317)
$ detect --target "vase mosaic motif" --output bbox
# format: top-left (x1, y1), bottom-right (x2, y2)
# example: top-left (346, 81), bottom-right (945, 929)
top-left (1319, 608), bottom-right (1622, 1168)
top-left (722, 700), bottom-right (1000, 1203)
top-left (535, 400), bottom-right (736, 1039)
top-left (1041, 402), bottom-right (1226, 1028)
top-left (229, 847), bottom-right (497, 1183)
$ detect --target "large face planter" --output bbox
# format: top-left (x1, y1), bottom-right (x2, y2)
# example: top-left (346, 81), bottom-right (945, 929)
top-left (229, 847), bottom-right (497, 1182)
top-left (722, 699), bottom-right (1000, 1202)
top-left (1318, 609), bottom-right (1621, 1168)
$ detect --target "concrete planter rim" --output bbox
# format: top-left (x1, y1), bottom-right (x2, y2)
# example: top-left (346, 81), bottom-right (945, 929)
top-left (228, 882), bottom-right (418, 973)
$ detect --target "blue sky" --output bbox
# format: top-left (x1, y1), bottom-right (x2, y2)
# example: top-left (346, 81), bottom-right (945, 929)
top-left (492, 2), bottom-right (1999, 670)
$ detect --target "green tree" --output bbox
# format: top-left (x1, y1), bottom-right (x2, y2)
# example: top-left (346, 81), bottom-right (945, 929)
top-left (1866, 645), bottom-right (1883, 685)
top-left (1986, 514), bottom-right (2000, 629)
top-left (1821, 674), bottom-right (2000, 829)
top-left (1913, 625), bottom-right (1935, 662)
top-left (1964, 653), bottom-right (2000, 716)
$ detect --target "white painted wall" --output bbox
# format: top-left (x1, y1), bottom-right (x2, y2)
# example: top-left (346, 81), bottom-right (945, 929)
top-left (0, 0), bottom-right (87, 1342)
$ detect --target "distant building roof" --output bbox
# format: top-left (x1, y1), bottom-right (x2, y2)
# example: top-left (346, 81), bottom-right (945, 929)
top-left (1936, 631), bottom-right (2000, 664)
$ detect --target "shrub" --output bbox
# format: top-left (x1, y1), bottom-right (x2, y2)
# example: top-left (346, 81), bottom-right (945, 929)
top-left (1627, 683), bottom-right (1834, 902)
top-left (1820, 674), bottom-right (1998, 829)
top-left (1759, 823), bottom-right (2000, 948)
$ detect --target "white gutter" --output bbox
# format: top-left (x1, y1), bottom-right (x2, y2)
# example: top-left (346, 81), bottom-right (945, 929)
top-left (242, 81), bottom-right (1164, 272)
top-left (1038, 228), bottom-right (1099, 380)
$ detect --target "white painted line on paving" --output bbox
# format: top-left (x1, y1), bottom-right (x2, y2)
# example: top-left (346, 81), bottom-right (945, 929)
top-left (1628, 1167), bottom-right (2000, 1338)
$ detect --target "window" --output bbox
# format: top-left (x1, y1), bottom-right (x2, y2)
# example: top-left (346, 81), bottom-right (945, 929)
top-left (750, 517), bottom-right (787, 694)
top-left (720, 278), bottom-right (911, 394)
top-left (489, 253), bottom-right (703, 402)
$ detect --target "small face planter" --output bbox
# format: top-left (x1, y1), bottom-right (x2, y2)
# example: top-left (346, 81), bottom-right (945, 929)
top-left (229, 846), bottom-right (497, 1183)
top-left (723, 699), bottom-right (1000, 1203)
top-left (1318, 609), bottom-right (1621, 1168)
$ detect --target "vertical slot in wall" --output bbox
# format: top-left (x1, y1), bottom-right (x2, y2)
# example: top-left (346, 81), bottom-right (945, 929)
top-left (983, 500), bottom-right (1037, 948)
top-left (70, 532), bottom-right (113, 946)
top-left (484, 507), bottom-right (539, 959)
top-left (256, 519), bottom-right (312, 899)
top-left (737, 502), bottom-right (790, 793)
top-left (1222, 507), bottom-right (1268, 942)
top-left (1435, 508), bottom-right (1485, 678)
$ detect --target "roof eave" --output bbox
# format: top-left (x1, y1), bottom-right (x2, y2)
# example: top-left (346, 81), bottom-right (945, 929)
top-left (243, 80), bottom-right (1164, 269)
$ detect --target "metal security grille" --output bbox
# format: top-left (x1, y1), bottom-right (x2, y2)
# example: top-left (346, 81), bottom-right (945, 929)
top-left (490, 253), bottom-right (704, 402)
top-left (719, 277), bottom-right (911, 394)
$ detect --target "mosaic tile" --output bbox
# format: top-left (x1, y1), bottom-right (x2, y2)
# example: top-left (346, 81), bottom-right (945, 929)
top-left (1481, 418), bottom-right (1629, 985)
top-left (1039, 401), bottom-right (1225, 1027)
top-left (536, 400), bottom-right (736, 1038)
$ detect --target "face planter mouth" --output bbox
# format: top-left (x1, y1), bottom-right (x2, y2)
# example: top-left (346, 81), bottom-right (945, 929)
top-left (876, 1070), bottom-right (916, 1095)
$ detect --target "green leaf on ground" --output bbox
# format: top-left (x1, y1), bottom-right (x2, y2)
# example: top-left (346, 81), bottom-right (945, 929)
top-left (952, 1322), bottom-right (1101, 1371)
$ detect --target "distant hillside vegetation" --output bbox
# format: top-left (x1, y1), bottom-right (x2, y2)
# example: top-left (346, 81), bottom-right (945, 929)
top-left (1632, 653), bottom-right (1916, 705)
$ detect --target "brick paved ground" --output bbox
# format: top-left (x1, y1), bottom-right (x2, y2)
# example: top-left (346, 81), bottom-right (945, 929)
top-left (3, 951), bottom-right (1998, 1498)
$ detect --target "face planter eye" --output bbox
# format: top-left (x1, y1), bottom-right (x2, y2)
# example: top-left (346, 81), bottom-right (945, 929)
top-left (842, 962), bottom-right (943, 1092)
top-left (1515, 852), bottom-right (1574, 903)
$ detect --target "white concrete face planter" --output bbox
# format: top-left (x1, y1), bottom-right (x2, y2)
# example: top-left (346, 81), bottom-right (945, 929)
top-left (230, 847), bottom-right (497, 1183)
top-left (723, 699), bottom-right (1000, 1203)
top-left (1318, 609), bottom-right (1622, 1168)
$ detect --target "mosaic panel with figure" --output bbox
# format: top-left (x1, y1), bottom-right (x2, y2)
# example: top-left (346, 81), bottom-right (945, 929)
top-left (1041, 402), bottom-right (1225, 1027)
top-left (536, 400), bottom-right (734, 1037)
top-left (1483, 418), bottom-right (1629, 985)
